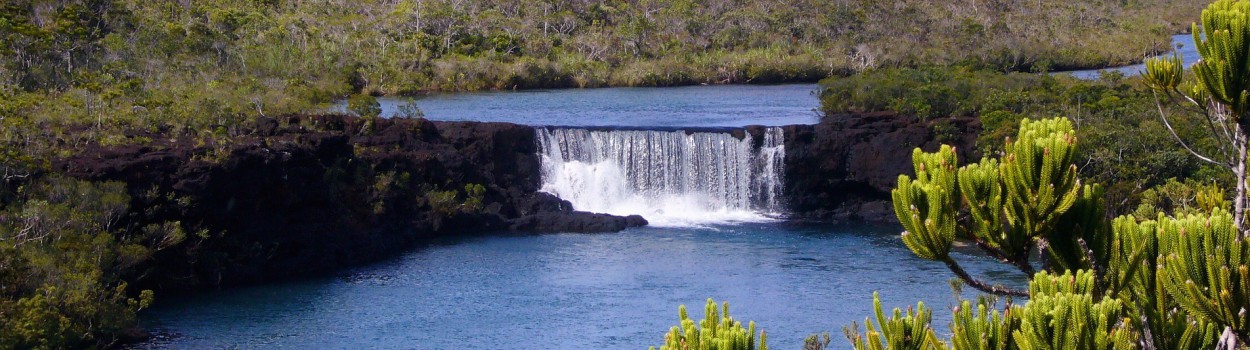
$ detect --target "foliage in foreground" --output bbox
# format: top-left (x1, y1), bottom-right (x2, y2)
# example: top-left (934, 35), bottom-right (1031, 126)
top-left (844, 292), bottom-right (945, 350)
top-left (864, 117), bottom-right (1247, 349)
top-left (846, 271), bottom-right (1143, 350)
top-left (650, 298), bottom-right (767, 350)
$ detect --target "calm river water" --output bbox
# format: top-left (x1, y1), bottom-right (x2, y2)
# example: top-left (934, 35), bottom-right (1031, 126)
top-left (331, 83), bottom-right (821, 127)
top-left (135, 223), bottom-right (1023, 349)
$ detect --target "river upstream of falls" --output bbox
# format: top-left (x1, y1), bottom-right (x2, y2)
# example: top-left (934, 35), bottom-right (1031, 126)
top-left (135, 84), bottom-right (1026, 349)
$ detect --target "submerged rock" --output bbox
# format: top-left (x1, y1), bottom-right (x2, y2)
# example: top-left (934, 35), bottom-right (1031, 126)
top-left (510, 212), bottom-right (648, 232)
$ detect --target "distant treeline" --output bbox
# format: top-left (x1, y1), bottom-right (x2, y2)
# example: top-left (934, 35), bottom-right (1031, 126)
top-left (4, 1), bottom-right (1204, 96)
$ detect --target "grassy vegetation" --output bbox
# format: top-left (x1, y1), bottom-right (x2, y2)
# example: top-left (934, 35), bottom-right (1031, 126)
top-left (0, 0), bottom-right (1208, 175)
top-left (0, 0), bottom-right (1207, 133)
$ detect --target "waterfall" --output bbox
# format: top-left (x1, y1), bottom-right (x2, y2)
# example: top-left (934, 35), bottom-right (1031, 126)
top-left (537, 127), bottom-right (785, 227)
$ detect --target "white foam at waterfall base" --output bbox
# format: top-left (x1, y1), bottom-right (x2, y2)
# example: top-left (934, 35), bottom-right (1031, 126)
top-left (537, 128), bottom-right (785, 228)
top-left (540, 160), bottom-right (771, 227)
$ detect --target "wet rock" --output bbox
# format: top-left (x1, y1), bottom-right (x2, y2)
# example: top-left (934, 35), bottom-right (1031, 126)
top-left (509, 212), bottom-right (648, 233)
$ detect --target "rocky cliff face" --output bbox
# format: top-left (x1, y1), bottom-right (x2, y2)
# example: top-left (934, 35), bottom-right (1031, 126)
top-left (781, 112), bottom-right (980, 222)
top-left (57, 115), bottom-right (644, 292)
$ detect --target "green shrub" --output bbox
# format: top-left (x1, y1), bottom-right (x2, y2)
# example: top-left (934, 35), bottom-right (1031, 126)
top-left (847, 114), bottom-right (1249, 349)
top-left (844, 292), bottom-right (946, 350)
top-left (0, 177), bottom-right (159, 349)
top-left (650, 298), bottom-right (768, 350)
top-left (347, 94), bottom-right (382, 118)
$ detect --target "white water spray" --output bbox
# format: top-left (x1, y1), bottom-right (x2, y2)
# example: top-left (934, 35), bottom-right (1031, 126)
top-left (537, 127), bottom-right (785, 227)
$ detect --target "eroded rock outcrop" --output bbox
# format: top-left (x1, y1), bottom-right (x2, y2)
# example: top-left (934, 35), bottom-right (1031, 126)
top-left (781, 112), bottom-right (980, 222)
top-left (57, 115), bottom-right (645, 292)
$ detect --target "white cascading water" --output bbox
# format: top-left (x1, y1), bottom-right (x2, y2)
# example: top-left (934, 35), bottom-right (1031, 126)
top-left (537, 127), bottom-right (785, 227)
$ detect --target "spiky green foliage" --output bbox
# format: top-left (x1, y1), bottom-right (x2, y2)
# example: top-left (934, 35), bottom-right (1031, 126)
top-left (1157, 210), bottom-right (1250, 344)
top-left (1048, 184), bottom-right (1111, 273)
top-left (1028, 270), bottom-right (1098, 296)
top-left (958, 157), bottom-right (1005, 247)
top-left (876, 114), bottom-right (1246, 349)
top-left (650, 298), bottom-right (768, 350)
top-left (1145, 0), bottom-right (1250, 236)
top-left (1005, 270), bottom-right (1138, 350)
top-left (844, 292), bottom-right (948, 350)
top-left (1191, 0), bottom-right (1250, 115)
top-left (1111, 215), bottom-right (1221, 350)
top-left (911, 118), bottom-right (1085, 263)
top-left (894, 145), bottom-right (960, 261)
top-left (892, 118), bottom-right (1096, 295)
top-left (949, 299), bottom-right (1019, 350)
top-left (1012, 292), bottom-right (1137, 350)
top-left (998, 118), bottom-right (1083, 245)
top-left (1144, 54), bottom-right (1186, 93)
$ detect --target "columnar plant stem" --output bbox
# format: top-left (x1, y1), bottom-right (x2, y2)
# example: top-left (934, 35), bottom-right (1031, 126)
top-left (1235, 129), bottom-right (1247, 232)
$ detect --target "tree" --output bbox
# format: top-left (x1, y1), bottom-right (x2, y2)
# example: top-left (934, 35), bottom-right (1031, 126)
top-left (347, 93), bottom-right (382, 118)
top-left (872, 117), bottom-right (1247, 349)
top-left (892, 118), bottom-right (1095, 297)
top-left (1144, 0), bottom-right (1250, 234)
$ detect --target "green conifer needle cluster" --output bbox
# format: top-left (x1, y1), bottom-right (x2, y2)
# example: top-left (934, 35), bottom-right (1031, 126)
top-left (650, 299), bottom-right (768, 350)
top-left (866, 116), bottom-right (1249, 349)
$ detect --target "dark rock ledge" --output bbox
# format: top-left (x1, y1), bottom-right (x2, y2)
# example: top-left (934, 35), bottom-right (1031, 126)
top-left (780, 112), bottom-right (980, 222)
top-left (55, 115), bottom-right (645, 292)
